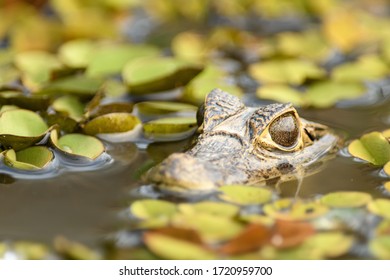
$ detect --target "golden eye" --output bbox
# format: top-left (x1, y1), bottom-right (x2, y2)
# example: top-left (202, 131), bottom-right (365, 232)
top-left (269, 113), bottom-right (299, 148)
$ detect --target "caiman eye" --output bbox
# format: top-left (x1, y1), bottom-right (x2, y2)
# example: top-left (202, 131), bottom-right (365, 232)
top-left (269, 113), bottom-right (299, 148)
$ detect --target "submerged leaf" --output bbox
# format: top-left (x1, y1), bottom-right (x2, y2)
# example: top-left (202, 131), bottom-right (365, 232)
top-left (348, 132), bottom-right (390, 166)
top-left (4, 146), bottom-right (53, 170)
top-left (320, 191), bottom-right (372, 208)
top-left (218, 185), bottom-right (273, 205)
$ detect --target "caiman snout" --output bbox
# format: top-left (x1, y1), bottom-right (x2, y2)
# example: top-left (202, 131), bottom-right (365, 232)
top-left (145, 153), bottom-right (223, 192)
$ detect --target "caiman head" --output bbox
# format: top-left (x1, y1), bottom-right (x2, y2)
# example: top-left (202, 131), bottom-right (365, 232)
top-left (145, 88), bottom-right (339, 193)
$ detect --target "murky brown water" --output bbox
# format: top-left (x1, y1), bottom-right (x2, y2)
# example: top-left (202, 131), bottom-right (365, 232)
top-left (0, 92), bottom-right (389, 250)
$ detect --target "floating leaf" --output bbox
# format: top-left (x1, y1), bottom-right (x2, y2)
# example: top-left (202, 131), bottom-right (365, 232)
top-left (38, 76), bottom-right (103, 97)
top-left (90, 102), bottom-right (133, 118)
top-left (263, 198), bottom-right (329, 221)
top-left (219, 224), bottom-right (271, 255)
top-left (374, 220), bottom-right (390, 236)
top-left (320, 191), bottom-right (372, 208)
top-left (249, 59), bottom-right (325, 85)
top-left (143, 117), bottom-right (197, 140)
top-left (123, 57), bottom-right (203, 95)
top-left (305, 81), bottom-right (365, 108)
top-left (86, 44), bottom-right (160, 77)
top-left (0, 91), bottom-right (51, 111)
top-left (0, 109), bottom-right (49, 150)
top-left (271, 220), bottom-right (315, 249)
top-left (83, 113), bottom-right (141, 135)
top-left (303, 232), bottom-right (354, 258)
top-left (367, 199), bottom-right (390, 219)
top-left (369, 236), bottom-right (390, 260)
top-left (259, 244), bottom-right (322, 260)
top-left (14, 242), bottom-right (50, 260)
top-left (135, 101), bottom-right (197, 116)
top-left (171, 31), bottom-right (208, 62)
top-left (151, 227), bottom-right (205, 246)
top-left (178, 201), bottom-right (240, 218)
top-left (256, 84), bottom-right (305, 107)
top-left (52, 95), bottom-right (85, 121)
top-left (239, 214), bottom-right (275, 227)
top-left (348, 132), bottom-right (390, 166)
top-left (54, 236), bottom-right (100, 260)
top-left (143, 232), bottom-right (215, 260)
top-left (50, 130), bottom-right (104, 160)
top-left (384, 182), bottom-right (390, 193)
top-left (172, 213), bottom-right (244, 242)
top-left (384, 161), bottom-right (390, 176)
top-left (3, 147), bottom-right (53, 170)
top-left (130, 199), bottom-right (177, 220)
top-left (58, 39), bottom-right (95, 68)
top-left (218, 185), bottom-right (273, 205)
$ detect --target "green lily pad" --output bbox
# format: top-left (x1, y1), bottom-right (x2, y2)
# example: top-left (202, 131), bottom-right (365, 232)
top-left (369, 236), bottom-right (390, 260)
top-left (143, 117), bottom-right (197, 139)
top-left (249, 59), bottom-right (325, 85)
top-left (38, 76), bottom-right (103, 97)
top-left (259, 244), bottom-right (322, 260)
top-left (135, 101), bottom-right (197, 116)
top-left (130, 199), bottom-right (177, 220)
top-left (50, 130), bottom-right (104, 160)
top-left (45, 113), bottom-right (78, 133)
top-left (0, 109), bottom-right (49, 150)
top-left (58, 39), bottom-right (95, 68)
top-left (178, 201), bottom-right (240, 218)
top-left (3, 146), bottom-right (54, 170)
top-left (348, 131), bottom-right (390, 166)
top-left (332, 55), bottom-right (388, 82)
top-left (14, 51), bottom-right (62, 90)
top-left (256, 84), bottom-right (306, 107)
top-left (52, 95), bottom-right (85, 121)
top-left (305, 81), bottom-right (365, 108)
top-left (0, 91), bottom-right (51, 111)
top-left (123, 57), bottom-right (203, 95)
top-left (83, 113), bottom-right (141, 135)
top-left (304, 232), bottom-right (354, 258)
top-left (143, 232), bottom-right (216, 260)
top-left (320, 191), bottom-right (372, 208)
top-left (263, 198), bottom-right (329, 221)
top-left (86, 44), bottom-right (160, 77)
top-left (14, 241), bottom-right (50, 260)
top-left (218, 185), bottom-right (273, 205)
top-left (367, 199), bottom-right (390, 219)
top-left (0, 105), bottom-right (19, 113)
top-left (172, 213), bottom-right (244, 243)
top-left (0, 65), bottom-right (20, 89)
top-left (90, 103), bottom-right (133, 118)
top-left (54, 236), bottom-right (101, 260)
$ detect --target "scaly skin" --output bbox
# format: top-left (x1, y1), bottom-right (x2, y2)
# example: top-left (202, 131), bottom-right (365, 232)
top-left (146, 88), bottom-right (339, 193)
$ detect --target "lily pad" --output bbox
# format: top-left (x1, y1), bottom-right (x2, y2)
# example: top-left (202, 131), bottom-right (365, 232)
top-left (83, 113), bottom-right (141, 135)
top-left (143, 117), bottom-right (197, 140)
top-left (178, 201), bottom-right (240, 218)
top-left (369, 236), bottom-right (390, 260)
top-left (143, 232), bottom-right (215, 260)
top-left (367, 199), bottom-right (390, 219)
top-left (0, 91), bottom-right (51, 111)
top-left (14, 241), bottom-right (50, 260)
top-left (218, 185), bottom-right (273, 205)
top-left (239, 214), bottom-right (275, 227)
top-left (58, 39), bottom-right (95, 68)
top-left (383, 161), bottom-right (390, 176)
top-left (122, 57), bottom-right (203, 95)
top-left (52, 95), bottom-right (85, 121)
top-left (135, 101), bottom-right (197, 116)
top-left (256, 84), bottom-right (305, 107)
top-left (54, 236), bottom-right (101, 260)
top-left (249, 59), bottom-right (325, 85)
top-left (348, 131), bottom-right (390, 166)
top-left (50, 130), bottom-right (104, 160)
top-left (171, 213), bottom-right (244, 243)
top-left (320, 191), bottom-right (372, 208)
top-left (3, 146), bottom-right (53, 170)
top-left (303, 232), bottom-right (354, 258)
top-left (0, 109), bottom-right (49, 150)
top-left (130, 199), bottom-right (177, 220)
top-left (86, 44), bottom-right (160, 77)
top-left (263, 198), bottom-right (329, 221)
top-left (90, 102), bottom-right (133, 118)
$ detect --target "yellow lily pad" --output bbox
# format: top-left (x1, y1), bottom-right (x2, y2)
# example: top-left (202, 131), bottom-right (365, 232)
top-left (304, 232), bottom-right (354, 258)
top-left (178, 201), bottom-right (240, 218)
top-left (383, 161), bottom-right (390, 176)
top-left (58, 39), bottom-right (95, 68)
top-left (83, 113), bottom-right (141, 135)
top-left (3, 146), bottom-right (54, 170)
top-left (218, 185), bottom-right (273, 205)
top-left (54, 236), bottom-right (101, 260)
top-left (263, 198), bottom-right (329, 221)
top-left (130, 199), bottom-right (177, 220)
top-left (348, 132), bottom-right (390, 166)
top-left (320, 191), bottom-right (372, 208)
top-left (50, 130), bottom-right (105, 160)
top-left (249, 59), bottom-right (325, 85)
top-left (123, 57), bottom-right (203, 95)
top-left (369, 236), bottom-right (390, 260)
top-left (143, 232), bottom-right (215, 260)
top-left (367, 199), bottom-right (390, 219)
top-left (256, 84), bottom-right (305, 107)
top-left (14, 241), bottom-right (50, 260)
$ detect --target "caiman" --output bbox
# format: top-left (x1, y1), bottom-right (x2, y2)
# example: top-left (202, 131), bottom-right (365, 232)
top-left (146, 88), bottom-right (339, 193)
